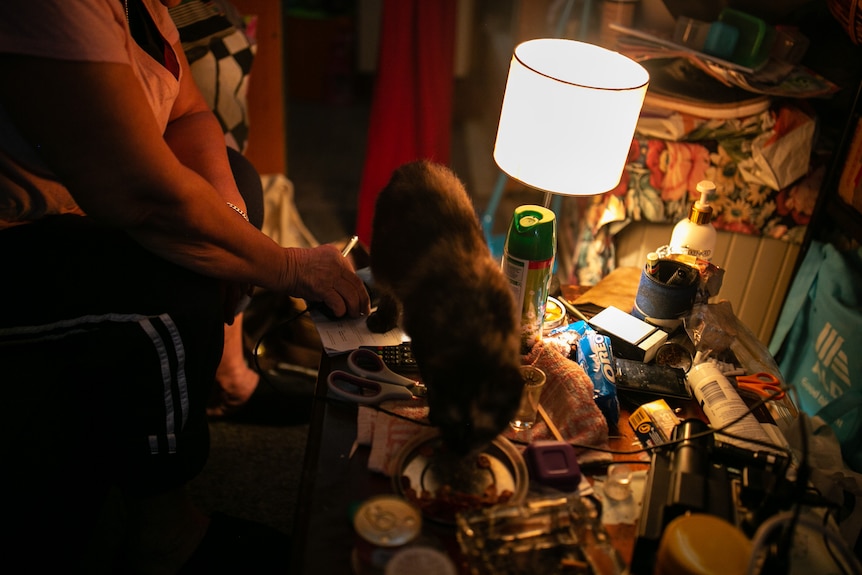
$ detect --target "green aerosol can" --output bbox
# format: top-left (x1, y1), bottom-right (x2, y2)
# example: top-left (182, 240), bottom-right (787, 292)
top-left (502, 205), bottom-right (556, 353)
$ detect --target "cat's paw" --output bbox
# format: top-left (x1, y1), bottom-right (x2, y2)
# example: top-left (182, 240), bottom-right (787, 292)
top-left (365, 310), bottom-right (397, 333)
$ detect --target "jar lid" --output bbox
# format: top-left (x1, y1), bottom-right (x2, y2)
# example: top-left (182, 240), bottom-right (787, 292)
top-left (353, 495), bottom-right (421, 547)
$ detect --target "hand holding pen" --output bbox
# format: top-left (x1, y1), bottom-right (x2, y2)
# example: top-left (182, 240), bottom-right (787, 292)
top-left (341, 234), bottom-right (359, 258)
top-left (287, 236), bottom-right (369, 319)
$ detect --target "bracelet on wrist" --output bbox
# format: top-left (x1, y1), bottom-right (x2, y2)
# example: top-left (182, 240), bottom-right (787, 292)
top-left (226, 201), bottom-right (249, 222)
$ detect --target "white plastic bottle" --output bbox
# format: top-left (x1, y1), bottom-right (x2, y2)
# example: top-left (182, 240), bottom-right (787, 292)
top-left (669, 180), bottom-right (717, 261)
top-left (686, 362), bottom-right (780, 453)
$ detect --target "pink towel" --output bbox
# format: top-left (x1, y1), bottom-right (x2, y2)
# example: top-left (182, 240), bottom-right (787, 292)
top-left (519, 341), bottom-right (610, 452)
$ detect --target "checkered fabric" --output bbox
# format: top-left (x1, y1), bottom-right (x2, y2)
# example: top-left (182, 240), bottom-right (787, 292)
top-left (169, 1), bottom-right (256, 153)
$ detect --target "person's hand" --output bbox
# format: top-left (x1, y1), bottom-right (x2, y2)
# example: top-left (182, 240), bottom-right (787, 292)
top-left (283, 245), bottom-right (370, 318)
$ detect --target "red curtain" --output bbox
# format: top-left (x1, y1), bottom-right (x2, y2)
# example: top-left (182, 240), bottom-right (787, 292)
top-left (354, 0), bottom-right (458, 244)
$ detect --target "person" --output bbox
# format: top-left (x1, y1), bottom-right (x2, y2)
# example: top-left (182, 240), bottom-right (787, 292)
top-left (0, 0), bottom-right (370, 572)
top-left (164, 0), bottom-right (265, 418)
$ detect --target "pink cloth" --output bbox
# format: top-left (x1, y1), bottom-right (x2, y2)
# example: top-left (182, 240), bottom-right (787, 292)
top-left (519, 341), bottom-right (610, 452)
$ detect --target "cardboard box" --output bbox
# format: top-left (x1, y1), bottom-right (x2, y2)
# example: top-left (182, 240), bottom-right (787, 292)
top-left (589, 306), bottom-right (668, 363)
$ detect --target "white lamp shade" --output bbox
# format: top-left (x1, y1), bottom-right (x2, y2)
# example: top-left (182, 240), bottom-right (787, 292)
top-left (494, 39), bottom-right (649, 196)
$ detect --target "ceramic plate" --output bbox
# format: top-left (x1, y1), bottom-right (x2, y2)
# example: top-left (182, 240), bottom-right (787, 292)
top-left (391, 429), bottom-right (528, 524)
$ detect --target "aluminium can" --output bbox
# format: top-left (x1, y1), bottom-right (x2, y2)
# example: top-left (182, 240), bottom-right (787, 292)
top-left (353, 495), bottom-right (422, 571)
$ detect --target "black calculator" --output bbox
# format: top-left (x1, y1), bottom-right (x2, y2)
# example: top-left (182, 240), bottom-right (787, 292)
top-left (361, 342), bottom-right (419, 372)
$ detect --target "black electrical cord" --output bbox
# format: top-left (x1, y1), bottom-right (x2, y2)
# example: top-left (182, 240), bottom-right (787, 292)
top-left (568, 384), bottom-right (794, 461)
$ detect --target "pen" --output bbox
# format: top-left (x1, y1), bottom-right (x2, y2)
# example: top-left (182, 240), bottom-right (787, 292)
top-left (556, 294), bottom-right (590, 324)
top-left (341, 235), bottom-right (359, 257)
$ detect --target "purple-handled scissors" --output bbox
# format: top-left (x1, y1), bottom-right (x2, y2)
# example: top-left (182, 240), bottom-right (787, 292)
top-left (326, 348), bottom-right (426, 405)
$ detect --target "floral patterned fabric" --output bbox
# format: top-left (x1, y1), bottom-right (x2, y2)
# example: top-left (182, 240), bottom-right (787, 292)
top-left (559, 102), bottom-right (824, 286)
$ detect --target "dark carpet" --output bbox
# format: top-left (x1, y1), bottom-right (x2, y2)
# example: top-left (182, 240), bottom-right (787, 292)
top-left (184, 366), bottom-right (315, 539)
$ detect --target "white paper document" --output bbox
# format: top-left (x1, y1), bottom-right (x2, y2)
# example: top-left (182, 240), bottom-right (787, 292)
top-left (309, 309), bottom-right (407, 355)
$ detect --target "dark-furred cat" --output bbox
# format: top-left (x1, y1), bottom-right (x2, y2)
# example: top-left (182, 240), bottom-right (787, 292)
top-left (366, 160), bottom-right (524, 455)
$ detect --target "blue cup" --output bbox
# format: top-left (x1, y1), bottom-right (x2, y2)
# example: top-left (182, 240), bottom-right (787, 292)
top-left (632, 259), bottom-right (698, 328)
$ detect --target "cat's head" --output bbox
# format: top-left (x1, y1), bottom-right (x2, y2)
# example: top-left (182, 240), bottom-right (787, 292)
top-left (418, 339), bottom-right (525, 456)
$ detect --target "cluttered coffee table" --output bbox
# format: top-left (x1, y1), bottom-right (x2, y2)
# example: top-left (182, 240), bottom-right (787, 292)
top-left (289, 358), bottom-right (698, 574)
top-left (288, 270), bottom-right (794, 574)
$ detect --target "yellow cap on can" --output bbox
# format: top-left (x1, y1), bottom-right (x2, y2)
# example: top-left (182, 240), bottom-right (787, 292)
top-left (655, 513), bottom-right (752, 575)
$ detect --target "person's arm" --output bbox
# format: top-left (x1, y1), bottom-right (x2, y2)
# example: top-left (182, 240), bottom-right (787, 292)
top-left (162, 38), bottom-right (246, 213)
top-left (0, 54), bottom-right (368, 317)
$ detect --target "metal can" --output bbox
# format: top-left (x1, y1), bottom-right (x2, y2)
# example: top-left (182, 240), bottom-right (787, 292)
top-left (542, 297), bottom-right (566, 335)
top-left (502, 205), bottom-right (556, 353)
top-left (353, 495), bottom-right (422, 572)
